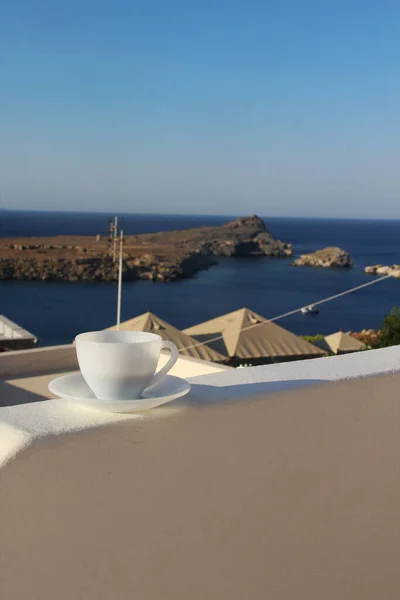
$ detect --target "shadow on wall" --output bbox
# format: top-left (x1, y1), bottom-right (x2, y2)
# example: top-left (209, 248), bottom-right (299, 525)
top-left (174, 378), bottom-right (329, 408)
top-left (0, 376), bottom-right (329, 411)
top-left (0, 380), bottom-right (49, 408)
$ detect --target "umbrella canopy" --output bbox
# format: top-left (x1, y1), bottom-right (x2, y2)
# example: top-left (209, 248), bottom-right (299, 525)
top-left (184, 307), bottom-right (325, 361)
top-left (322, 331), bottom-right (366, 355)
top-left (108, 311), bottom-right (226, 363)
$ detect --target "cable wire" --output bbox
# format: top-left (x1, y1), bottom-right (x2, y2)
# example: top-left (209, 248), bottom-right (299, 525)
top-left (180, 274), bottom-right (393, 353)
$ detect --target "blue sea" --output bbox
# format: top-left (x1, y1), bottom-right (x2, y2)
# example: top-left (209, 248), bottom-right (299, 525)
top-left (1, 210), bottom-right (399, 347)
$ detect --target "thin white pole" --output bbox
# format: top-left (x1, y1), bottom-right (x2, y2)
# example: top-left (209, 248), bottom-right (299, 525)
top-left (116, 229), bottom-right (124, 330)
top-left (113, 216), bottom-right (118, 262)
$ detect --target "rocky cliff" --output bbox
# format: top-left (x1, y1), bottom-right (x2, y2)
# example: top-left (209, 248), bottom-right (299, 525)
top-left (0, 215), bottom-right (292, 282)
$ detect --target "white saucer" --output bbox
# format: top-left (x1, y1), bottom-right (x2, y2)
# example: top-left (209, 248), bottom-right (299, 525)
top-left (48, 372), bottom-right (191, 413)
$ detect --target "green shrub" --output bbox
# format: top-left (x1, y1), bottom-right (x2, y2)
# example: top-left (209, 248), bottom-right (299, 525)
top-left (373, 307), bottom-right (400, 349)
top-left (301, 334), bottom-right (325, 343)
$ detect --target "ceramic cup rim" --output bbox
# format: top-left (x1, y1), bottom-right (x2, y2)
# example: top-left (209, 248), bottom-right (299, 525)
top-left (75, 330), bottom-right (162, 346)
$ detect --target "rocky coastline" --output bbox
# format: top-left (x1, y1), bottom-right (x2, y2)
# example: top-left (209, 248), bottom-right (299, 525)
top-left (0, 215), bottom-right (292, 283)
top-left (365, 264), bottom-right (400, 279)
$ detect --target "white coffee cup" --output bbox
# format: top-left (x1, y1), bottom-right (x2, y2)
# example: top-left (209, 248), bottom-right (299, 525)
top-left (75, 330), bottom-right (179, 401)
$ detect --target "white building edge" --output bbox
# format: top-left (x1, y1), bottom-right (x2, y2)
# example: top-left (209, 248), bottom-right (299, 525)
top-left (0, 314), bottom-right (37, 351)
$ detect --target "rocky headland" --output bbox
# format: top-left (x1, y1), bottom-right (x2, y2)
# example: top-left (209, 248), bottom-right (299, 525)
top-left (293, 247), bottom-right (352, 269)
top-left (0, 215), bottom-right (292, 282)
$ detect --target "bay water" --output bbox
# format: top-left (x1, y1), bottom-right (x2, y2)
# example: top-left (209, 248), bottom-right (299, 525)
top-left (1, 210), bottom-right (399, 346)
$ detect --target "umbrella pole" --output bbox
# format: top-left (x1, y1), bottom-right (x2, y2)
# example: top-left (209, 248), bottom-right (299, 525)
top-left (116, 229), bottom-right (124, 330)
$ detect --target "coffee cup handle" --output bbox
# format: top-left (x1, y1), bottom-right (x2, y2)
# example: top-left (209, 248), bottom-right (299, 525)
top-left (150, 341), bottom-right (179, 387)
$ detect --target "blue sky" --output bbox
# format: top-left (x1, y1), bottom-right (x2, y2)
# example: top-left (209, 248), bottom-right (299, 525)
top-left (1, 1), bottom-right (400, 217)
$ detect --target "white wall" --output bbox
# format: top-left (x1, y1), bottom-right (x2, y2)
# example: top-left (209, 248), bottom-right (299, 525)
top-left (1, 345), bottom-right (400, 469)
